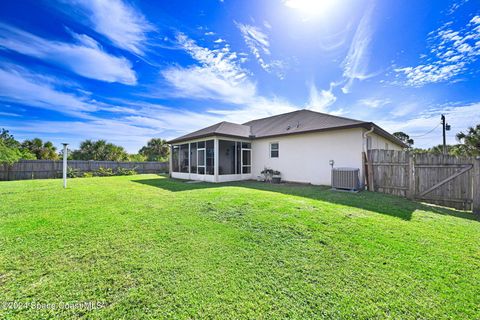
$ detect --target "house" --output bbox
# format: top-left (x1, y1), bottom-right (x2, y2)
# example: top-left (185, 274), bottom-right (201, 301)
top-left (167, 109), bottom-right (407, 186)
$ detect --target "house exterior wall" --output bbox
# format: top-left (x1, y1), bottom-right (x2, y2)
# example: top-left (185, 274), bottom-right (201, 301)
top-left (170, 129), bottom-right (403, 185)
top-left (367, 131), bottom-right (403, 151)
top-left (251, 128), bottom-right (365, 186)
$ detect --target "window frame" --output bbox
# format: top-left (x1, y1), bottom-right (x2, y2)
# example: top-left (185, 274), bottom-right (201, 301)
top-left (197, 144), bottom-right (206, 175)
top-left (270, 142), bottom-right (279, 158)
top-left (241, 142), bottom-right (251, 174)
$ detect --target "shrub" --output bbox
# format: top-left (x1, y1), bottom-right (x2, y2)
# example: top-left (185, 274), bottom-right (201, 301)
top-left (115, 167), bottom-right (137, 176)
top-left (96, 167), bottom-right (114, 177)
top-left (67, 167), bottom-right (81, 178)
top-left (83, 172), bottom-right (94, 178)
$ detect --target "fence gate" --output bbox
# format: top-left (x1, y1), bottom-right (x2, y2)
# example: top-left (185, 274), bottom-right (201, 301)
top-left (414, 153), bottom-right (474, 210)
top-left (367, 150), bottom-right (480, 214)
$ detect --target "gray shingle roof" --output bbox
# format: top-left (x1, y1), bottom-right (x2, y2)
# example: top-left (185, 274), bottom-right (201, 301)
top-left (168, 109), bottom-right (407, 147)
top-left (168, 121), bottom-right (251, 144)
top-left (243, 109), bottom-right (365, 138)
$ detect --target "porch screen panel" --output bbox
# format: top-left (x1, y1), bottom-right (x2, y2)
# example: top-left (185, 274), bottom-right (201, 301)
top-left (206, 140), bottom-right (214, 175)
top-left (179, 144), bottom-right (189, 173)
top-left (197, 148), bottom-right (205, 175)
top-left (236, 142), bottom-right (241, 174)
top-left (219, 140), bottom-right (236, 175)
top-left (190, 142), bottom-right (197, 173)
top-left (172, 145), bottom-right (179, 172)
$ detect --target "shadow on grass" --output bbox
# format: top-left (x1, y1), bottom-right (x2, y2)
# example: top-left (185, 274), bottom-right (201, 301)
top-left (132, 177), bottom-right (478, 222)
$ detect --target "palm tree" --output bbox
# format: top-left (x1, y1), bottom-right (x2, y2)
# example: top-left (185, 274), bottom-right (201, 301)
top-left (71, 140), bottom-right (128, 161)
top-left (21, 138), bottom-right (58, 160)
top-left (456, 124), bottom-right (480, 156)
top-left (139, 138), bottom-right (169, 161)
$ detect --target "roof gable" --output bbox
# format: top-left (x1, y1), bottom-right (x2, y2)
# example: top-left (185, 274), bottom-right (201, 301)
top-left (243, 109), bottom-right (365, 138)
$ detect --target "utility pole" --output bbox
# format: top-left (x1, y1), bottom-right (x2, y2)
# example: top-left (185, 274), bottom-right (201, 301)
top-left (441, 114), bottom-right (446, 155)
top-left (441, 114), bottom-right (451, 155)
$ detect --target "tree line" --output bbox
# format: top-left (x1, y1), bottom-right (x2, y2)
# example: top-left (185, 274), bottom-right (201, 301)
top-left (393, 124), bottom-right (480, 157)
top-left (1, 124), bottom-right (479, 165)
top-left (0, 128), bottom-right (169, 165)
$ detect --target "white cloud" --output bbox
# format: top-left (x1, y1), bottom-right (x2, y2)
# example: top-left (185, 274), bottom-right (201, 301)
top-left (448, 0), bottom-right (469, 15)
top-left (471, 15), bottom-right (480, 25)
top-left (162, 32), bottom-right (256, 104)
top-left (236, 22), bottom-right (270, 69)
top-left (236, 23), bottom-right (270, 55)
top-left (68, 0), bottom-right (153, 55)
top-left (206, 96), bottom-right (297, 124)
top-left (358, 98), bottom-right (391, 109)
top-left (305, 83), bottom-right (337, 112)
top-left (0, 23), bottom-right (137, 85)
top-left (395, 16), bottom-right (480, 86)
top-left (204, 31), bottom-right (215, 36)
top-left (162, 66), bottom-right (256, 104)
top-left (213, 38), bottom-right (226, 43)
top-left (236, 22), bottom-right (287, 79)
top-left (341, 4), bottom-right (375, 93)
top-left (0, 111), bottom-right (20, 117)
top-left (0, 66), bottom-right (100, 118)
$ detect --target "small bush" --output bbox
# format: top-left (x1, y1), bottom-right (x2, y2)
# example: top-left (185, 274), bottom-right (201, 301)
top-left (83, 172), bottom-right (94, 178)
top-left (116, 167), bottom-right (137, 176)
top-left (67, 167), bottom-right (81, 178)
top-left (96, 167), bottom-right (114, 177)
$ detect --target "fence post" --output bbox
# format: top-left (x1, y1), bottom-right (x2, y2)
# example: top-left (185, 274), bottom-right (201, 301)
top-left (473, 157), bottom-right (480, 216)
top-left (407, 153), bottom-right (416, 200)
top-left (366, 150), bottom-right (375, 191)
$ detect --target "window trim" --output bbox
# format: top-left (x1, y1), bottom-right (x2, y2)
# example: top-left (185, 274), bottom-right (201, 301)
top-left (270, 142), bottom-right (279, 158)
top-left (241, 143), bottom-right (251, 174)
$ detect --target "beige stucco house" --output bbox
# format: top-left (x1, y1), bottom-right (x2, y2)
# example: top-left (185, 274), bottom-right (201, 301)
top-left (167, 109), bottom-right (406, 186)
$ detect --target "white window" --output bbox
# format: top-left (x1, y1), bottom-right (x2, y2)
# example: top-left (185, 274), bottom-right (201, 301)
top-left (270, 142), bottom-right (279, 158)
top-left (385, 143), bottom-right (389, 150)
top-left (366, 137), bottom-right (372, 150)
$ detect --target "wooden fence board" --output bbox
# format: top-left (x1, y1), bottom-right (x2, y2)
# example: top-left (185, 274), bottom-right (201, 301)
top-left (0, 160), bottom-right (168, 181)
top-left (368, 150), bottom-right (476, 212)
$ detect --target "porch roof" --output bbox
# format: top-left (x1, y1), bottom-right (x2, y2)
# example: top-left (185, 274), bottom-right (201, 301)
top-left (168, 121), bottom-right (252, 144)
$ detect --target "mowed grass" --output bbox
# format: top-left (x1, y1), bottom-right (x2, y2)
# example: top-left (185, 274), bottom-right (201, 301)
top-left (0, 175), bottom-right (479, 319)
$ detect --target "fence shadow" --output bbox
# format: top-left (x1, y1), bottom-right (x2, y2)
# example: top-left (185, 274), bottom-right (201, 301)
top-left (132, 177), bottom-right (478, 222)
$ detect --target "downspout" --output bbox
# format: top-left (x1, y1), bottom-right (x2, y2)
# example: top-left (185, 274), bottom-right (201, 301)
top-left (363, 126), bottom-right (374, 190)
top-left (363, 126), bottom-right (374, 154)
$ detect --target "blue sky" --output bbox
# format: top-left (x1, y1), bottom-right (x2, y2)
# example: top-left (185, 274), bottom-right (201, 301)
top-left (0, 0), bottom-right (479, 152)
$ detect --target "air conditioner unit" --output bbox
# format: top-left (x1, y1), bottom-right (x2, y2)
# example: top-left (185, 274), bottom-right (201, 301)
top-left (331, 167), bottom-right (360, 191)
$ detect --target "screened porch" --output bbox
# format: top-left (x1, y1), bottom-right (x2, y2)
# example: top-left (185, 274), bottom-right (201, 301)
top-left (170, 138), bottom-right (252, 182)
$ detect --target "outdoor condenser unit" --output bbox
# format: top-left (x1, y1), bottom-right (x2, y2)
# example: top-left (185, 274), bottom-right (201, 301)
top-left (331, 167), bottom-right (360, 191)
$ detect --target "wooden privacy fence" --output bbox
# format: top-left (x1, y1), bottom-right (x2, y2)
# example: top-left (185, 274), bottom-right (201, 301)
top-left (0, 160), bottom-right (169, 181)
top-left (366, 149), bottom-right (480, 214)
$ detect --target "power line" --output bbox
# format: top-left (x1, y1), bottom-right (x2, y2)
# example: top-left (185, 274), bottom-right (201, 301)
top-left (410, 122), bottom-right (441, 138)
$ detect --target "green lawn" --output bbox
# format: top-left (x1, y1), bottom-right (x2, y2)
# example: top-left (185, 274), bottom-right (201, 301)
top-left (1, 175), bottom-right (479, 319)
